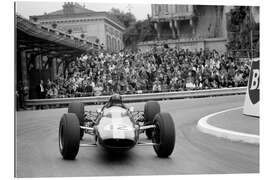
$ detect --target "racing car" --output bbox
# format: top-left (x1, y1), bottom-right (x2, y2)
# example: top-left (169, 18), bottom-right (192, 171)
top-left (59, 94), bottom-right (175, 159)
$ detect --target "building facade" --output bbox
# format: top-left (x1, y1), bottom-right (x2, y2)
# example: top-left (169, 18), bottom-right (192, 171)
top-left (30, 2), bottom-right (125, 52)
top-left (138, 5), bottom-right (235, 53)
top-left (151, 4), bottom-right (232, 39)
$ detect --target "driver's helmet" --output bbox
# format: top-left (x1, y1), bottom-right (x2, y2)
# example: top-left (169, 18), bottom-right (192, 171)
top-left (109, 94), bottom-right (123, 106)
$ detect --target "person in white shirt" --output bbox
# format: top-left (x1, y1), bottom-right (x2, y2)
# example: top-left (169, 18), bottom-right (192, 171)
top-left (94, 82), bottom-right (103, 96)
top-left (37, 80), bottom-right (46, 99)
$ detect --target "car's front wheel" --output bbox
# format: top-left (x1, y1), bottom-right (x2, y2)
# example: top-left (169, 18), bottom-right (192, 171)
top-left (152, 112), bottom-right (175, 158)
top-left (68, 102), bottom-right (85, 139)
top-left (59, 113), bottom-right (80, 160)
top-left (144, 101), bottom-right (160, 139)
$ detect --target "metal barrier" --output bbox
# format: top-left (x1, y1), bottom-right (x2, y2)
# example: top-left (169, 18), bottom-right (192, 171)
top-left (24, 87), bottom-right (247, 108)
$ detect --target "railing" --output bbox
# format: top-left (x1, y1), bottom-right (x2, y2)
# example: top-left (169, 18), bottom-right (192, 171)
top-left (24, 87), bottom-right (246, 108)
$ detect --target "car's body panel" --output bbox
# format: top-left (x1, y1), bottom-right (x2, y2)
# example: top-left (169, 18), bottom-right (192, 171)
top-left (95, 106), bottom-right (138, 151)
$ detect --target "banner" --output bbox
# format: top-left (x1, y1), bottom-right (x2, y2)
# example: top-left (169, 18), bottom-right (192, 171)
top-left (243, 58), bottom-right (260, 117)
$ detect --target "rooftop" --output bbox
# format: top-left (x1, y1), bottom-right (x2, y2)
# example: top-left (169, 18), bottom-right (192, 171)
top-left (30, 2), bottom-right (125, 30)
top-left (16, 15), bottom-right (102, 55)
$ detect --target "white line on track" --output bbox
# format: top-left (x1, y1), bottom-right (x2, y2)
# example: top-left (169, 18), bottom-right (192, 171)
top-left (197, 107), bottom-right (259, 145)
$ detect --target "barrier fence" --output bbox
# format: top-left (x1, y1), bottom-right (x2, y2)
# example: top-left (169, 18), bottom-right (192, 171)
top-left (24, 87), bottom-right (247, 109)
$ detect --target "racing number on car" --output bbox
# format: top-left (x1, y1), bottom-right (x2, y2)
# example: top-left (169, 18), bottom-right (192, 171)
top-left (116, 124), bottom-right (129, 131)
top-left (108, 124), bottom-right (129, 131)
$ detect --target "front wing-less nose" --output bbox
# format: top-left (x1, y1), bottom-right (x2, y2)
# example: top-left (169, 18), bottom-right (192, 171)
top-left (98, 137), bottom-right (136, 151)
top-left (96, 117), bottom-right (137, 151)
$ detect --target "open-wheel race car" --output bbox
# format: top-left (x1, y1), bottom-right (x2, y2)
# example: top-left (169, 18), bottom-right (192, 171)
top-left (59, 94), bottom-right (175, 159)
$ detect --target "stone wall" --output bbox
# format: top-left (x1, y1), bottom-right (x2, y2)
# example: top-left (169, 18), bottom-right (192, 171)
top-left (138, 37), bottom-right (227, 53)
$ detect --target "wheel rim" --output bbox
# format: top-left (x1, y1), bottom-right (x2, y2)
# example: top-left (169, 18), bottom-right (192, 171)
top-left (153, 122), bottom-right (160, 146)
top-left (59, 124), bottom-right (64, 151)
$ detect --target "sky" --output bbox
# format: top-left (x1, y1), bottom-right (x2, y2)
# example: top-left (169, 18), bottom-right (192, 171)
top-left (15, 1), bottom-right (152, 21)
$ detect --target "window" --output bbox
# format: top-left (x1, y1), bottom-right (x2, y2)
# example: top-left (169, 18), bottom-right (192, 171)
top-left (164, 4), bottom-right (168, 13)
top-left (118, 40), bottom-right (120, 51)
top-left (106, 35), bottom-right (111, 51)
top-left (158, 5), bottom-right (161, 14)
top-left (112, 38), bottom-right (116, 51)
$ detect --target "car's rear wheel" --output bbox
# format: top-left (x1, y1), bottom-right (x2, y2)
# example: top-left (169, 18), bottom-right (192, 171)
top-left (68, 102), bottom-right (84, 139)
top-left (152, 112), bottom-right (175, 158)
top-left (144, 101), bottom-right (160, 139)
top-left (59, 113), bottom-right (80, 160)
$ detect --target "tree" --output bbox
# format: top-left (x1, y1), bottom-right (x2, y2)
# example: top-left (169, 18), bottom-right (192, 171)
top-left (226, 6), bottom-right (259, 58)
top-left (137, 19), bottom-right (156, 42)
top-left (123, 19), bottom-right (156, 48)
top-left (109, 8), bottom-right (136, 28)
top-left (123, 24), bottom-right (139, 49)
top-left (108, 8), bottom-right (157, 49)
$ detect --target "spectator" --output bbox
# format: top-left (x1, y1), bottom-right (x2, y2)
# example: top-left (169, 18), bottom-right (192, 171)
top-left (234, 70), bottom-right (244, 87)
top-left (42, 47), bottom-right (250, 98)
top-left (37, 80), bottom-right (46, 99)
top-left (94, 82), bottom-right (103, 96)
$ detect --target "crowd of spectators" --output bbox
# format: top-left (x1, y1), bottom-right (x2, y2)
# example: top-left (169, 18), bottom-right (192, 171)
top-left (43, 46), bottom-right (251, 98)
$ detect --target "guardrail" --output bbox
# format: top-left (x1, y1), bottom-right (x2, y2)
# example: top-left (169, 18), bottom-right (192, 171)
top-left (24, 87), bottom-right (247, 108)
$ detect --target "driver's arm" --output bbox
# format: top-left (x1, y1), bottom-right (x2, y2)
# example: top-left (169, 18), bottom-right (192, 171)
top-left (102, 101), bottom-right (110, 110)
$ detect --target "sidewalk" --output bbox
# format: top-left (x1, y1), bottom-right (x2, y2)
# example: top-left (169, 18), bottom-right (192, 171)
top-left (207, 108), bottom-right (259, 135)
top-left (197, 107), bottom-right (259, 144)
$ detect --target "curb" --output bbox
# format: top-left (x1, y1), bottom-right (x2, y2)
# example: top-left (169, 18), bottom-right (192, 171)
top-left (196, 107), bottom-right (259, 145)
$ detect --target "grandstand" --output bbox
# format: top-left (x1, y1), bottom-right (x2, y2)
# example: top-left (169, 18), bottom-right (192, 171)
top-left (16, 14), bottom-right (102, 108)
top-left (16, 6), bottom-right (258, 110)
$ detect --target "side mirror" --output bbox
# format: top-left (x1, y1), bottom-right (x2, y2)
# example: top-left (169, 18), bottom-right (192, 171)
top-left (129, 106), bottom-right (134, 112)
top-left (97, 108), bottom-right (102, 113)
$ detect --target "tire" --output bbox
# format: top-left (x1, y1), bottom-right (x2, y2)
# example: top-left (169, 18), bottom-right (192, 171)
top-left (152, 112), bottom-right (175, 158)
top-left (144, 101), bottom-right (160, 139)
top-left (68, 102), bottom-right (85, 139)
top-left (59, 113), bottom-right (80, 160)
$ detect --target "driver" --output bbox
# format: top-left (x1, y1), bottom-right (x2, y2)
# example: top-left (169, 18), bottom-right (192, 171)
top-left (104, 94), bottom-right (126, 109)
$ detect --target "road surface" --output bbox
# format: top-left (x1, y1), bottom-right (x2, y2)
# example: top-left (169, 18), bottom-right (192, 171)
top-left (15, 95), bottom-right (259, 177)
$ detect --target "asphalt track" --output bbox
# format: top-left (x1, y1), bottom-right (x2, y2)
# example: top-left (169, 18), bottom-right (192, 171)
top-left (15, 95), bottom-right (259, 177)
